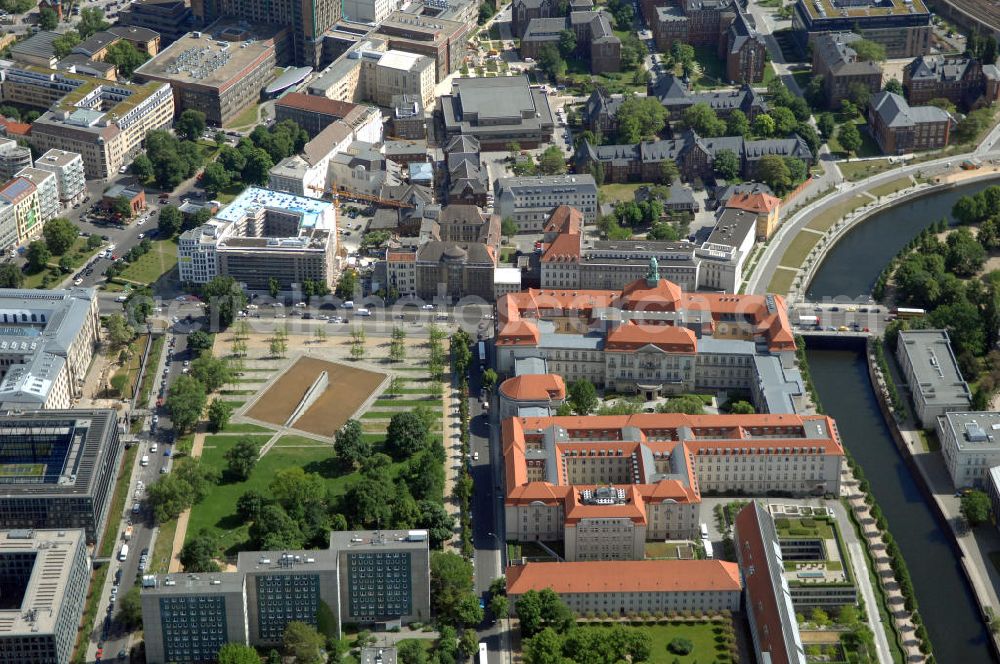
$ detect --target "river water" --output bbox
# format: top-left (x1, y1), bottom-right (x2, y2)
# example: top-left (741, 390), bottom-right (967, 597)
top-left (805, 178), bottom-right (1000, 662)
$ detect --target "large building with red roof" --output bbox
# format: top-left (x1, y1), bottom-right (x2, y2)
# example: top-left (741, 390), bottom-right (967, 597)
top-left (496, 266), bottom-right (802, 412)
top-left (502, 411), bottom-right (843, 560)
top-left (506, 559), bottom-right (743, 615)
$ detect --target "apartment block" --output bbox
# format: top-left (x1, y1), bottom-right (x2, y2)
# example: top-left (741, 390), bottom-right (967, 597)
top-left (937, 411), bottom-right (1000, 489)
top-left (494, 174), bottom-right (598, 231)
top-left (178, 187), bottom-right (337, 291)
top-left (308, 40), bottom-right (436, 111)
top-left (15, 167), bottom-right (59, 224)
top-left (0, 139), bottom-right (33, 181)
top-left (792, 0), bottom-right (932, 58)
top-left (895, 329), bottom-right (971, 428)
top-left (735, 502), bottom-right (808, 664)
top-left (375, 11), bottom-right (469, 83)
top-left (5, 64), bottom-right (175, 179)
top-left (0, 410), bottom-right (120, 544)
top-left (33, 150), bottom-right (86, 206)
top-left (0, 178), bottom-right (41, 245)
top-left (142, 530), bottom-right (430, 663)
top-left (502, 412), bottom-right (843, 558)
top-left (0, 529), bottom-right (89, 664)
top-left (506, 560), bottom-right (742, 616)
top-left (134, 22), bottom-right (288, 126)
top-left (274, 93), bottom-right (371, 138)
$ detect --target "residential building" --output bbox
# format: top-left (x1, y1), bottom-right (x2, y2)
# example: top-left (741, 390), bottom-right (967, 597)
top-left (636, 183), bottom-right (700, 219)
top-left (494, 267), bottom-right (523, 300)
top-left (178, 187), bottom-right (337, 291)
top-left (14, 167), bottom-right (59, 224)
top-left (896, 329), bottom-right (972, 428)
top-left (494, 174), bottom-right (598, 231)
top-left (734, 502), bottom-right (809, 664)
top-left (308, 40), bottom-right (435, 111)
top-left (386, 250), bottom-right (417, 297)
top-left (791, 0), bottom-right (932, 58)
top-left (575, 130), bottom-right (814, 184)
top-left (521, 11), bottom-right (621, 74)
top-left (107, 26), bottom-right (162, 56)
top-left (506, 560), bottom-right (742, 615)
top-left (118, 0), bottom-right (194, 45)
top-left (142, 530), bottom-right (430, 663)
top-left (722, 188), bottom-right (782, 240)
top-left (5, 64), bottom-right (175, 179)
top-left (375, 11), bottom-right (469, 83)
top-left (0, 529), bottom-right (89, 664)
top-left (33, 149), bottom-right (86, 206)
top-left (937, 411), bottom-right (1000, 489)
top-left (645, 75), bottom-right (768, 124)
top-left (503, 412), bottom-right (843, 555)
top-left (440, 76), bottom-right (555, 150)
top-left (0, 410), bottom-right (120, 543)
top-left (811, 32), bottom-right (883, 109)
top-left (134, 22), bottom-right (288, 127)
top-left (192, 0), bottom-right (342, 66)
top-left (904, 55), bottom-right (1000, 110)
top-left (386, 139), bottom-right (429, 167)
top-left (496, 269), bottom-right (804, 411)
top-left (511, 0), bottom-right (564, 37)
top-left (0, 139), bottom-right (34, 181)
top-left (328, 141), bottom-right (403, 197)
top-left (0, 177), bottom-right (41, 244)
top-left (0, 201), bottom-right (16, 252)
top-left (391, 94), bottom-right (427, 140)
top-left (0, 290), bottom-right (101, 412)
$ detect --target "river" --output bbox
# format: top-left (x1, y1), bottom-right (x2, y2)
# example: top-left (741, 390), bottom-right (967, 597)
top-left (804, 178), bottom-right (1000, 662)
top-left (807, 178), bottom-right (1000, 300)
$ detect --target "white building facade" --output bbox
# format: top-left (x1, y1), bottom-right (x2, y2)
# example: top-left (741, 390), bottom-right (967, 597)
top-left (34, 150), bottom-right (86, 206)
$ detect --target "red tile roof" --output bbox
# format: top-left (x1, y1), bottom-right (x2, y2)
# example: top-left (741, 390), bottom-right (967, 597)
top-left (726, 191), bottom-right (781, 214)
top-left (276, 93), bottom-right (359, 118)
top-left (544, 205), bottom-right (583, 235)
top-left (605, 321), bottom-right (697, 353)
top-left (386, 251), bottom-right (416, 262)
top-left (0, 118), bottom-right (31, 136)
top-left (499, 373), bottom-right (566, 401)
top-left (540, 231), bottom-right (581, 263)
top-left (507, 560), bottom-right (742, 595)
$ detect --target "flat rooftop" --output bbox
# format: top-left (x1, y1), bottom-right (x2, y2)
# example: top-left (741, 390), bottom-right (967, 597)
top-left (941, 412), bottom-right (1000, 452)
top-left (134, 24), bottom-right (278, 88)
top-left (215, 187), bottom-right (334, 229)
top-left (898, 330), bottom-right (972, 407)
top-left (329, 529), bottom-right (430, 551)
top-left (455, 76), bottom-right (536, 121)
top-left (800, 0), bottom-right (929, 20)
top-left (0, 529), bottom-right (85, 636)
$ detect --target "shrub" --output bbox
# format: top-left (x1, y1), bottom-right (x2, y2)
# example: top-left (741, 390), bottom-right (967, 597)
top-left (667, 637), bottom-right (694, 655)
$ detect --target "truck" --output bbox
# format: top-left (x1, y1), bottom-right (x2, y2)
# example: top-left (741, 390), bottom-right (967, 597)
top-left (123, 526), bottom-right (133, 542)
top-left (477, 341), bottom-right (486, 369)
top-left (796, 314), bottom-right (819, 327)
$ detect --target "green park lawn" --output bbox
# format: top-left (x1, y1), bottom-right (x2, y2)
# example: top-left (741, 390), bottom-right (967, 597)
top-left (272, 434), bottom-right (329, 447)
top-left (804, 194), bottom-right (869, 233)
top-left (630, 622), bottom-right (727, 664)
top-left (690, 46), bottom-right (726, 88)
top-left (186, 442), bottom-right (407, 554)
top-left (600, 183), bottom-right (644, 203)
top-left (869, 177), bottom-right (913, 199)
top-left (778, 230), bottom-right (823, 269)
top-left (838, 158), bottom-right (895, 182)
top-left (118, 238), bottom-right (177, 284)
top-left (215, 422), bottom-right (274, 434)
top-left (767, 267), bottom-right (798, 296)
top-left (227, 103), bottom-right (260, 129)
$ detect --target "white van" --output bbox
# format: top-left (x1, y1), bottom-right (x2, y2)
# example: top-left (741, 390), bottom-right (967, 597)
top-left (700, 523), bottom-right (709, 540)
top-left (355, 308), bottom-right (371, 316)
top-left (140, 455), bottom-right (149, 467)
top-left (342, 300), bottom-right (354, 309)
top-left (118, 544), bottom-right (129, 561)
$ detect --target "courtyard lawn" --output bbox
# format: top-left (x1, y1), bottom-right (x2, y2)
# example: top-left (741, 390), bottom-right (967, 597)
top-left (118, 239), bottom-right (178, 284)
top-left (227, 103), bottom-right (260, 129)
top-left (600, 183), bottom-right (644, 203)
top-left (778, 230), bottom-right (823, 269)
top-left (150, 518), bottom-right (177, 574)
top-left (690, 46), bottom-right (727, 88)
top-left (630, 622), bottom-right (727, 664)
top-left (828, 120), bottom-right (881, 159)
top-left (767, 267), bottom-right (798, 296)
top-left (186, 444), bottom-right (408, 554)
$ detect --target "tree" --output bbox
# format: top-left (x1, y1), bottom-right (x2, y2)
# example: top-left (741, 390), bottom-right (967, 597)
top-left (431, 551), bottom-right (477, 624)
top-left (659, 160), bottom-right (680, 186)
top-left (202, 275), bottom-right (246, 329)
top-left (884, 78), bottom-right (904, 95)
top-left (648, 221), bottom-right (681, 241)
top-left (187, 330), bottom-right (215, 353)
top-left (335, 419), bottom-right (370, 468)
top-left (39, 7), bottom-right (58, 29)
top-left (670, 42), bottom-right (695, 71)
top-left (52, 31), bottom-right (81, 59)
top-left (387, 411), bottom-right (429, 458)
top-left (0, 263), bottom-right (23, 288)
top-left (166, 375), bottom-right (207, 434)
top-left (398, 640), bottom-right (429, 664)
top-left (616, 95), bottom-right (667, 143)
top-left (242, 147), bottom-right (274, 185)
top-left (175, 109), bottom-right (207, 142)
top-left (498, 216), bottom-right (519, 242)
top-left (336, 269), bottom-right (358, 299)
top-left (105, 313), bottom-right (134, 349)
top-left (190, 355), bottom-right (233, 393)
top-left (490, 594), bottom-right (509, 620)
top-left (283, 621), bottom-right (325, 664)
top-left (482, 368), bottom-right (499, 390)
top-left (225, 437), bottom-right (260, 481)
top-left (237, 489), bottom-right (266, 522)
top-left (516, 588), bottom-right (574, 637)
top-left (179, 531), bottom-right (220, 572)
top-left (524, 628), bottom-right (565, 664)
top-left (755, 154), bottom-right (792, 193)
top-left (25, 241), bottom-right (50, 272)
top-left (460, 628), bottom-right (480, 659)
top-left (538, 44), bottom-right (566, 81)
top-left (786, 156), bottom-right (808, 184)
top-left (838, 121), bottom-right (863, 157)
top-left (117, 587), bottom-right (143, 630)
top-left (796, 121), bottom-right (822, 157)
top-left (217, 643), bottom-right (262, 664)
top-left (681, 103), bottom-right (726, 137)
top-left (770, 106), bottom-right (798, 135)
top-left (713, 149), bottom-right (741, 181)
top-left (200, 161), bottom-right (230, 194)
top-left (538, 145), bottom-right (567, 175)
top-left (667, 637), bottom-right (694, 655)
top-left (157, 204), bottom-right (182, 237)
top-left (729, 400), bottom-right (755, 414)
top-left (207, 399), bottom-right (232, 433)
top-left (817, 112), bottom-right (836, 139)
top-left (726, 109), bottom-right (749, 136)
top-left (568, 379), bottom-right (598, 415)
top-left (656, 395), bottom-right (706, 414)
top-left (847, 81), bottom-right (872, 109)
top-left (78, 7), bottom-right (110, 38)
top-left (558, 28), bottom-right (577, 57)
top-left (852, 39), bottom-right (886, 62)
top-left (112, 195), bottom-right (133, 219)
top-left (103, 40), bottom-right (149, 78)
top-left (752, 113), bottom-right (776, 137)
top-left (945, 227), bottom-right (986, 277)
top-left (250, 504), bottom-right (303, 549)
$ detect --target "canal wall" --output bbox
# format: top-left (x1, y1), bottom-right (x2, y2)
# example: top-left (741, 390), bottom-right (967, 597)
top-left (795, 171), bottom-right (1000, 302)
top-left (865, 337), bottom-right (1000, 661)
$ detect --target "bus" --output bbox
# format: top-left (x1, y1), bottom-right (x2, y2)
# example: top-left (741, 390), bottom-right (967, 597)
top-left (477, 341), bottom-right (486, 369)
top-left (478, 643), bottom-right (488, 664)
top-left (892, 307), bottom-right (926, 319)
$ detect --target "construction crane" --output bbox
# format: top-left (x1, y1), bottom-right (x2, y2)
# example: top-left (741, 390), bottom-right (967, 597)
top-left (307, 184), bottom-right (416, 209)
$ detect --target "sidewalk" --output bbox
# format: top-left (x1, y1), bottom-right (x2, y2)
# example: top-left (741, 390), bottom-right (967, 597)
top-left (442, 383), bottom-right (463, 550)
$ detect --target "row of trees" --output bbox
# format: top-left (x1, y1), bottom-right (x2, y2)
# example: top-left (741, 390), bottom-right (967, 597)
top-left (131, 129), bottom-right (206, 191)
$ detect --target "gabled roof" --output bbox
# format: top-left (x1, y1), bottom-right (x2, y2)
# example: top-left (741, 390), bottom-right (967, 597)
top-left (544, 205), bottom-right (583, 235)
top-left (540, 231), bottom-right (582, 263)
top-left (725, 191), bottom-right (781, 214)
top-left (507, 560), bottom-right (742, 595)
top-left (870, 91), bottom-right (951, 127)
top-left (444, 135), bottom-right (480, 154)
top-left (605, 321), bottom-right (698, 353)
top-left (499, 373), bottom-right (566, 402)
